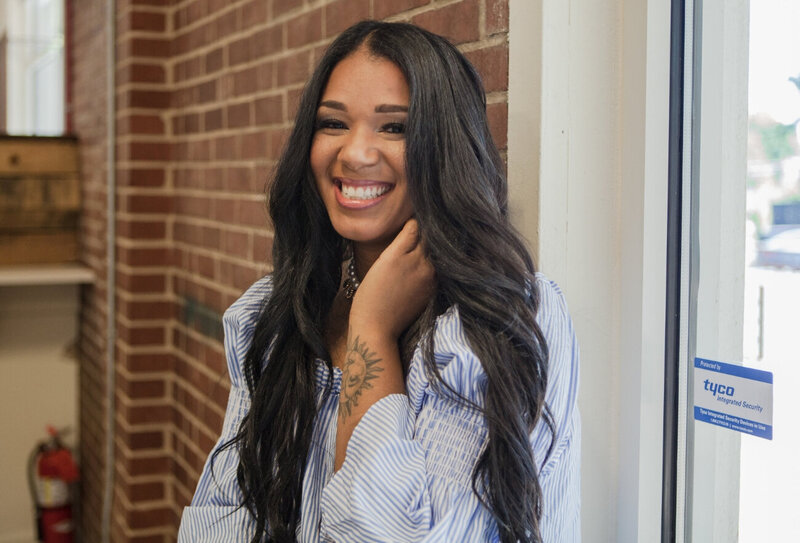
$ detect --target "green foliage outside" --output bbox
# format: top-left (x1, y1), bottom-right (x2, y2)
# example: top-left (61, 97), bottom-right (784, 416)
top-left (756, 121), bottom-right (796, 162)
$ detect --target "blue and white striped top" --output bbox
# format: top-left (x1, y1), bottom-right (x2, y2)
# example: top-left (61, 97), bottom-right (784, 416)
top-left (178, 273), bottom-right (580, 542)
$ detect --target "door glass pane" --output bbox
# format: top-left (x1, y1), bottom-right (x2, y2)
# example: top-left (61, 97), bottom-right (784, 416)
top-left (740, 1), bottom-right (800, 541)
top-left (684, 1), bottom-right (800, 541)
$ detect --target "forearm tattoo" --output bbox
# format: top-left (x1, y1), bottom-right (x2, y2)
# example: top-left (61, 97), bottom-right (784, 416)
top-left (339, 335), bottom-right (383, 421)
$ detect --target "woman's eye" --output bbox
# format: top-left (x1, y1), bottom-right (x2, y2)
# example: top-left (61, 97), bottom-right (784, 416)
top-left (382, 122), bottom-right (406, 135)
top-left (316, 118), bottom-right (346, 131)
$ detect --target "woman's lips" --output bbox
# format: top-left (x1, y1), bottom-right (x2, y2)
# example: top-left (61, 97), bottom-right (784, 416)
top-left (334, 178), bottom-right (394, 209)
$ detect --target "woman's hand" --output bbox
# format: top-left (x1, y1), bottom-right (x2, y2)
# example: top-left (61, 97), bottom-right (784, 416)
top-left (349, 219), bottom-right (436, 341)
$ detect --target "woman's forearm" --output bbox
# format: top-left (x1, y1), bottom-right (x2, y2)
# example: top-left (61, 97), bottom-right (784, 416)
top-left (334, 327), bottom-right (405, 471)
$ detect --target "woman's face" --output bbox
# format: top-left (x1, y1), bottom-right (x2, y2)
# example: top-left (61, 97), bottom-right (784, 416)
top-left (311, 47), bottom-right (414, 251)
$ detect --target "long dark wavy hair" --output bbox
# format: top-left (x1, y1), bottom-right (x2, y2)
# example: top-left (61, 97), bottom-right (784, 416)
top-left (216, 20), bottom-right (554, 543)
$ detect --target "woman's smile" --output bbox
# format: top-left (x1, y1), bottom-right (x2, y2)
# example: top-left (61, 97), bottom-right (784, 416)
top-left (334, 177), bottom-right (395, 208)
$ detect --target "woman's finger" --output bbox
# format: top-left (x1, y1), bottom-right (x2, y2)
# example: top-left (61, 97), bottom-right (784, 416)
top-left (390, 218), bottom-right (420, 254)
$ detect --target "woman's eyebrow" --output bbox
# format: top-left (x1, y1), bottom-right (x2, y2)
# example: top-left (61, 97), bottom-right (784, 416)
top-left (374, 104), bottom-right (408, 113)
top-left (317, 101), bottom-right (408, 113)
top-left (319, 100), bottom-right (346, 111)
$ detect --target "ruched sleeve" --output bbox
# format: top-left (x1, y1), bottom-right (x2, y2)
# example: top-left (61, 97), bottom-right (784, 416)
top-left (319, 273), bottom-right (581, 543)
top-left (177, 277), bottom-right (273, 542)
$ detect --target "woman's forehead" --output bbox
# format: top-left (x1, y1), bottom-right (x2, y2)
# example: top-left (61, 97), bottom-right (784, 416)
top-left (319, 49), bottom-right (409, 108)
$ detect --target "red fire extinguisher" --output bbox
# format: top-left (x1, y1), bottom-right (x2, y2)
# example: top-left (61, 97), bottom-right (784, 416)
top-left (28, 426), bottom-right (79, 543)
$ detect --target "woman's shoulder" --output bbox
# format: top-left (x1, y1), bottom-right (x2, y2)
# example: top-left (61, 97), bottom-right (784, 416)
top-left (222, 276), bottom-right (273, 373)
top-left (533, 271), bottom-right (570, 320)
top-left (223, 275), bottom-right (273, 329)
top-left (409, 272), bottom-right (576, 406)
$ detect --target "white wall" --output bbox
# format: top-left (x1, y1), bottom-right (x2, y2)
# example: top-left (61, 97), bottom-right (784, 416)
top-left (509, 1), bottom-right (671, 540)
top-left (0, 285), bottom-right (80, 542)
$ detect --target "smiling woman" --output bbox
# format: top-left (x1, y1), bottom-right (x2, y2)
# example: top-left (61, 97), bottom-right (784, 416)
top-left (178, 20), bottom-right (580, 543)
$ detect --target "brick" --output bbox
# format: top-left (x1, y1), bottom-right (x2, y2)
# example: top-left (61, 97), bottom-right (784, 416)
top-left (185, 0), bottom-right (209, 23)
top-left (116, 219), bottom-right (168, 239)
top-left (276, 50), bottom-right (309, 86)
top-left (267, 127), bottom-right (290, 160)
top-left (201, 225), bottom-right (222, 250)
top-left (118, 323), bottom-right (166, 345)
top-left (126, 505), bottom-right (171, 530)
top-left (465, 43), bottom-right (508, 93)
top-left (117, 246), bottom-right (169, 267)
top-left (238, 199), bottom-right (269, 228)
top-left (195, 253), bottom-right (216, 279)
top-left (121, 352), bottom-right (174, 373)
top-left (228, 35), bottom-right (252, 66)
top-left (412, 0), bottom-right (480, 45)
top-left (123, 89), bottom-right (170, 109)
top-left (207, 0), bottom-right (230, 13)
top-left (273, 0), bottom-right (301, 18)
top-left (286, 8), bottom-right (322, 48)
top-left (173, 112), bottom-right (201, 135)
top-left (123, 404), bottom-right (172, 427)
top-left (117, 168), bottom-right (165, 188)
top-left (213, 134), bottom-right (238, 160)
top-left (128, 481), bottom-right (165, 502)
top-left (374, 0), bottom-right (429, 20)
top-left (127, 142), bottom-right (170, 161)
top-left (225, 166), bottom-right (255, 192)
top-left (212, 198), bottom-right (236, 221)
top-left (116, 271), bottom-right (167, 294)
top-left (120, 114), bottom-right (165, 135)
top-left (241, 130), bottom-right (268, 159)
top-left (252, 26), bottom-right (283, 57)
top-left (204, 107), bottom-right (224, 131)
top-left (221, 230), bottom-right (250, 258)
top-left (117, 63), bottom-right (165, 85)
top-left (240, 0), bottom-right (268, 31)
top-left (205, 46), bottom-right (224, 73)
top-left (176, 195), bottom-right (212, 217)
top-left (128, 10), bottom-right (167, 32)
top-left (127, 37), bottom-right (171, 58)
top-left (124, 195), bottom-right (173, 215)
top-left (121, 299), bottom-right (173, 320)
top-left (486, 0), bottom-right (509, 34)
top-left (325, 0), bottom-right (370, 37)
top-left (196, 80), bottom-right (217, 103)
top-left (254, 94), bottom-right (283, 125)
top-left (174, 55), bottom-right (204, 82)
top-left (287, 87), bottom-right (303, 119)
top-left (121, 428), bottom-right (164, 450)
top-left (226, 102), bottom-right (252, 128)
top-left (219, 259), bottom-right (261, 291)
top-left (253, 233), bottom-right (274, 261)
top-left (126, 378), bottom-right (167, 399)
top-left (487, 101), bottom-right (507, 149)
top-left (214, 8), bottom-right (239, 38)
top-left (231, 66), bottom-right (259, 96)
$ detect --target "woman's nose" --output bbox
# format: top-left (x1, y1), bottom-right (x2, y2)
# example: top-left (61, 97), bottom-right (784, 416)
top-left (338, 126), bottom-right (379, 171)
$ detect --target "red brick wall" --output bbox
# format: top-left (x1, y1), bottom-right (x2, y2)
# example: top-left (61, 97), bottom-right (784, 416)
top-left (71, 1), bottom-right (110, 541)
top-left (71, 1), bottom-right (508, 540)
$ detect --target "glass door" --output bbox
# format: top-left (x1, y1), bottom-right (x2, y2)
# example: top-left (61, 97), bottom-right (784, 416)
top-left (675, 0), bottom-right (800, 541)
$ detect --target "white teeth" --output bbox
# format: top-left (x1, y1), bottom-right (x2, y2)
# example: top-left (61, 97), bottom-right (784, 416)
top-left (341, 184), bottom-right (390, 200)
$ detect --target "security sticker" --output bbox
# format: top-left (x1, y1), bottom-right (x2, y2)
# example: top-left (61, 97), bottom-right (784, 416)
top-left (693, 357), bottom-right (773, 439)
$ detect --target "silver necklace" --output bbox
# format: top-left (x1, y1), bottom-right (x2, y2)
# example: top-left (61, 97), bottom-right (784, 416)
top-left (343, 256), bottom-right (360, 299)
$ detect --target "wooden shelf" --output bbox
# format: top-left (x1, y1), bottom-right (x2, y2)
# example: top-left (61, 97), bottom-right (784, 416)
top-left (0, 264), bottom-right (95, 286)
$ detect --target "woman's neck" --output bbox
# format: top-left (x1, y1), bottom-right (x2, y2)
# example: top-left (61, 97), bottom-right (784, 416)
top-left (352, 241), bottom-right (388, 280)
